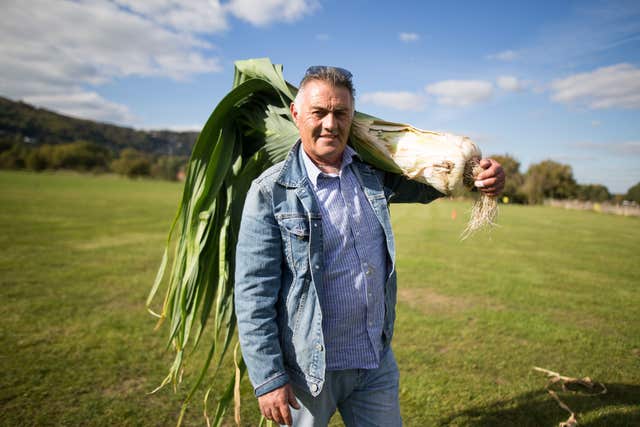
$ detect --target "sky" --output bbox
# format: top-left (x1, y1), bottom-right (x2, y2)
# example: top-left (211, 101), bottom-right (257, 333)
top-left (1, 0), bottom-right (639, 193)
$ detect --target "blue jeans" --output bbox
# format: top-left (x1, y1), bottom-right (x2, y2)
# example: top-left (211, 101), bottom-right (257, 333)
top-left (285, 348), bottom-right (402, 427)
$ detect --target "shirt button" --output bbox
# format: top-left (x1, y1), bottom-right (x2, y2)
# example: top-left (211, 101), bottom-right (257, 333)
top-left (315, 344), bottom-right (323, 351)
top-left (366, 269), bottom-right (372, 276)
top-left (311, 384), bottom-right (319, 392)
top-left (313, 223), bottom-right (318, 228)
top-left (314, 265), bottom-right (320, 270)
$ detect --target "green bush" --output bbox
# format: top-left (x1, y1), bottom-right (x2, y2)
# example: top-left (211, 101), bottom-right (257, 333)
top-left (49, 140), bottom-right (111, 171)
top-left (522, 160), bottom-right (577, 204)
top-left (0, 142), bottom-right (27, 169)
top-left (150, 155), bottom-right (187, 181)
top-left (110, 148), bottom-right (152, 178)
top-left (625, 182), bottom-right (640, 203)
top-left (576, 184), bottom-right (611, 202)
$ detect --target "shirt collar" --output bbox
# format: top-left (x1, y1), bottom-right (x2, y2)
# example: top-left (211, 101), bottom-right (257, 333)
top-left (300, 144), bottom-right (358, 189)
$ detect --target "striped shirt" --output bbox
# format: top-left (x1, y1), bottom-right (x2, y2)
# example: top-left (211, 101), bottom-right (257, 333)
top-left (300, 146), bottom-right (387, 370)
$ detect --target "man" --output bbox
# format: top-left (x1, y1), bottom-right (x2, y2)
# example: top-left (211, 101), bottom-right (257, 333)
top-left (235, 66), bottom-right (504, 426)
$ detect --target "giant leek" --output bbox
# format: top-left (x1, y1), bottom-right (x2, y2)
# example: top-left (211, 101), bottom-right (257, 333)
top-left (147, 57), bottom-right (496, 426)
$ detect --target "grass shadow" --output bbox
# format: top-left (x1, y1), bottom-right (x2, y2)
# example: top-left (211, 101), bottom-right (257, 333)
top-left (438, 383), bottom-right (640, 426)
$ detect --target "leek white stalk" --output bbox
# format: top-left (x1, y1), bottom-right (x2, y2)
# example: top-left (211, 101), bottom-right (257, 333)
top-left (351, 115), bottom-right (497, 238)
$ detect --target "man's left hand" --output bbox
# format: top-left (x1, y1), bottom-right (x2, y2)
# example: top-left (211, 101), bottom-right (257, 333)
top-left (474, 158), bottom-right (505, 197)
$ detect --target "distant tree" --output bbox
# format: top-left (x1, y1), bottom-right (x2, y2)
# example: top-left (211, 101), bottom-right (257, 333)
top-left (111, 148), bottom-right (151, 177)
top-left (490, 154), bottom-right (526, 203)
top-left (612, 194), bottom-right (625, 204)
top-left (0, 142), bottom-right (27, 169)
top-left (25, 147), bottom-right (49, 171)
top-left (0, 138), bottom-right (18, 153)
top-left (522, 160), bottom-right (578, 204)
top-left (49, 140), bottom-right (112, 171)
top-left (625, 182), bottom-right (640, 203)
top-left (150, 155), bottom-right (187, 181)
top-left (576, 184), bottom-right (611, 202)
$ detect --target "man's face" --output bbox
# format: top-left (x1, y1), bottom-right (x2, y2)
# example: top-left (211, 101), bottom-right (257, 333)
top-left (290, 79), bottom-right (354, 167)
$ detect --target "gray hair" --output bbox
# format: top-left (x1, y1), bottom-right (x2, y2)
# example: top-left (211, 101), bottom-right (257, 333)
top-left (294, 65), bottom-right (355, 109)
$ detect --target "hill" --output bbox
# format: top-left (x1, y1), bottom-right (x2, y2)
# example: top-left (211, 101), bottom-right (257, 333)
top-left (0, 96), bottom-right (197, 156)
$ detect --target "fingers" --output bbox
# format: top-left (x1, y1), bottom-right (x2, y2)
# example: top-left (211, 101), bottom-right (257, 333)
top-left (475, 158), bottom-right (505, 196)
top-left (288, 391), bottom-right (301, 410)
top-left (475, 159), bottom-right (501, 180)
top-left (479, 158), bottom-right (492, 169)
top-left (262, 405), bottom-right (291, 426)
top-left (476, 178), bottom-right (504, 196)
top-left (281, 404), bottom-right (293, 426)
top-left (272, 406), bottom-right (291, 426)
top-left (258, 384), bottom-right (297, 426)
top-left (272, 404), bottom-right (293, 426)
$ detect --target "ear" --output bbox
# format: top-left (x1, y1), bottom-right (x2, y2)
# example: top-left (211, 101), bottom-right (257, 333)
top-left (290, 102), bottom-right (299, 127)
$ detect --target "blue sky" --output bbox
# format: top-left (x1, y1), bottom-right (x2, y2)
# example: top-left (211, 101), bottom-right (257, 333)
top-left (2, 0), bottom-right (639, 193)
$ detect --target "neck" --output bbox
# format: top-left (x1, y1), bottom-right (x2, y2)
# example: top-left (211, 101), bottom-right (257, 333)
top-left (302, 147), bottom-right (343, 174)
top-left (314, 160), bottom-right (341, 175)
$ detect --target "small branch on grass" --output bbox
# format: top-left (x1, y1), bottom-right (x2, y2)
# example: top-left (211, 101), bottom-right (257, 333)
top-left (533, 366), bottom-right (607, 427)
top-left (234, 343), bottom-right (242, 426)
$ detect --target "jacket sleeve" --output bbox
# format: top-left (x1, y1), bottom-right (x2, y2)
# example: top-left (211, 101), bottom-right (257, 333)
top-left (379, 170), bottom-right (446, 204)
top-left (234, 180), bottom-right (290, 397)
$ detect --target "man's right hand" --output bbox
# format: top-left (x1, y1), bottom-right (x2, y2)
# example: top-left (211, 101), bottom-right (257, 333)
top-left (258, 383), bottom-right (301, 426)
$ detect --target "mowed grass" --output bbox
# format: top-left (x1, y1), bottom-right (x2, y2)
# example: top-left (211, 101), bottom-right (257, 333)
top-left (0, 170), bottom-right (638, 426)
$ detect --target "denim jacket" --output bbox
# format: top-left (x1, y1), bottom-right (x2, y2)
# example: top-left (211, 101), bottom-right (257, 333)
top-left (234, 141), bottom-right (443, 398)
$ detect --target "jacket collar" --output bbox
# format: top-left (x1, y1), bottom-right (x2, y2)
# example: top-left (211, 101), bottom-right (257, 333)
top-left (276, 140), bottom-right (364, 188)
top-left (276, 140), bottom-right (307, 188)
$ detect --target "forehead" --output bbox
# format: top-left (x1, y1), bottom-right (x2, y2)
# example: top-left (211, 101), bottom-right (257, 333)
top-left (301, 80), bottom-right (353, 109)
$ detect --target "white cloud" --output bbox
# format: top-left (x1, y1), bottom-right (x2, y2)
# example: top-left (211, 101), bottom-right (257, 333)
top-left (0, 0), bottom-right (224, 123)
top-left (360, 91), bottom-right (426, 111)
top-left (550, 63), bottom-right (640, 109)
top-left (399, 32), bottom-right (420, 42)
top-left (486, 50), bottom-right (518, 62)
top-left (0, 0), bottom-right (318, 124)
top-left (226, 0), bottom-right (319, 26)
top-left (25, 91), bottom-right (138, 124)
top-left (496, 75), bottom-right (525, 92)
top-left (425, 80), bottom-right (494, 107)
top-left (112, 0), bottom-right (228, 33)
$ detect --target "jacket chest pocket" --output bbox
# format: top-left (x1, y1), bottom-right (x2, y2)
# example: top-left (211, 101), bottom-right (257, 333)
top-left (277, 215), bottom-right (310, 274)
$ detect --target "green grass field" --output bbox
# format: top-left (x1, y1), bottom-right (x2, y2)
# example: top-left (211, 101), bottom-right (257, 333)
top-left (1, 170), bottom-right (638, 426)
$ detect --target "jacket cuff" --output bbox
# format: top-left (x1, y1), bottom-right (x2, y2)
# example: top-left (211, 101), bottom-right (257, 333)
top-left (254, 371), bottom-right (290, 397)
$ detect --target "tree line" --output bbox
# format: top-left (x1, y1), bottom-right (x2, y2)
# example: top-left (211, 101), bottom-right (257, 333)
top-left (1, 138), bottom-right (639, 203)
top-left (490, 154), bottom-right (639, 204)
top-left (1, 95), bottom-right (195, 181)
top-left (0, 139), bottom-right (187, 181)
top-left (0, 96), bottom-right (196, 156)
top-left (1, 96), bottom-right (638, 202)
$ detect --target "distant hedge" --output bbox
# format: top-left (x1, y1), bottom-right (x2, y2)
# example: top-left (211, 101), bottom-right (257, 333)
top-left (0, 139), bottom-right (187, 181)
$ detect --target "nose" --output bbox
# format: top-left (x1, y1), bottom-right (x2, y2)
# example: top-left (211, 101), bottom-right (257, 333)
top-left (322, 112), bottom-right (337, 133)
